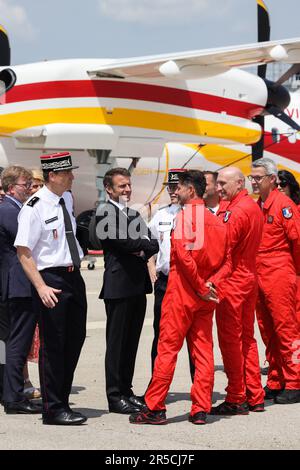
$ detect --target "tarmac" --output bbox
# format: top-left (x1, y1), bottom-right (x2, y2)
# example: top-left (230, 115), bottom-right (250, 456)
top-left (0, 257), bottom-right (299, 451)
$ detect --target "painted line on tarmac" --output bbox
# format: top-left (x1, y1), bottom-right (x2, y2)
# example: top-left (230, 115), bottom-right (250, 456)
top-left (87, 318), bottom-right (153, 330)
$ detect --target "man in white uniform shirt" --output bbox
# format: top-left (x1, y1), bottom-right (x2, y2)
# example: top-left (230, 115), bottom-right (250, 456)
top-left (15, 152), bottom-right (87, 426)
top-left (148, 169), bottom-right (194, 379)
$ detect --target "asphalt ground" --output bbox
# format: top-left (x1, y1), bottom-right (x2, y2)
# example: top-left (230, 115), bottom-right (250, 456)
top-left (0, 258), bottom-right (299, 451)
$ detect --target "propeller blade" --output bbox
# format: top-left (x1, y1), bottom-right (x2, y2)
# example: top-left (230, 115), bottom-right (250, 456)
top-left (0, 24), bottom-right (10, 66)
top-left (267, 105), bottom-right (300, 131)
top-left (257, 0), bottom-right (270, 78)
top-left (252, 115), bottom-right (265, 160)
top-left (274, 64), bottom-right (300, 87)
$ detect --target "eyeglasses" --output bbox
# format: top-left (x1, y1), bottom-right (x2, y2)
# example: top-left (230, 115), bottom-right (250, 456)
top-left (167, 184), bottom-right (178, 193)
top-left (15, 182), bottom-right (32, 190)
top-left (31, 184), bottom-right (44, 189)
top-left (247, 174), bottom-right (272, 183)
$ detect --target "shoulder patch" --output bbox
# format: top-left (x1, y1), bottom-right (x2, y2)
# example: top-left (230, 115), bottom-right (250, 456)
top-left (223, 210), bottom-right (231, 223)
top-left (282, 206), bottom-right (293, 219)
top-left (26, 196), bottom-right (40, 207)
top-left (158, 204), bottom-right (169, 211)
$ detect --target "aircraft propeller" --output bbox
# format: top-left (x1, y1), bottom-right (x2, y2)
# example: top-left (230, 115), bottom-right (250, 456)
top-left (252, 0), bottom-right (300, 160)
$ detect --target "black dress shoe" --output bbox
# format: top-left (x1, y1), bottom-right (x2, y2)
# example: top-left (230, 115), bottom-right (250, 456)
top-left (128, 395), bottom-right (145, 409)
top-left (274, 389), bottom-right (300, 404)
top-left (4, 399), bottom-right (42, 415)
top-left (43, 410), bottom-right (87, 425)
top-left (108, 398), bottom-right (140, 414)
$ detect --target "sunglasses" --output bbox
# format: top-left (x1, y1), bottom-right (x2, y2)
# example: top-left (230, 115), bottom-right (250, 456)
top-left (31, 184), bottom-right (44, 189)
top-left (278, 180), bottom-right (288, 188)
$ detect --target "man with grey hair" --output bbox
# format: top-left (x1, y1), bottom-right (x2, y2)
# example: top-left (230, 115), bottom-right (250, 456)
top-left (249, 158), bottom-right (300, 404)
top-left (209, 167), bottom-right (265, 415)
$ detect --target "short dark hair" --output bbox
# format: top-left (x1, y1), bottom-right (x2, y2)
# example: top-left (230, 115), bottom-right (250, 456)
top-left (103, 167), bottom-right (131, 188)
top-left (178, 169), bottom-right (206, 198)
top-left (203, 170), bottom-right (218, 182)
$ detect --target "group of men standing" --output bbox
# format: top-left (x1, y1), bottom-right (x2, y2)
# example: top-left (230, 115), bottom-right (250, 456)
top-left (1, 153), bottom-right (299, 427)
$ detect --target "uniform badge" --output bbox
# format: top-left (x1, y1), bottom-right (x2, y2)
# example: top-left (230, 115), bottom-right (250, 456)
top-left (223, 211), bottom-right (231, 223)
top-left (159, 232), bottom-right (164, 242)
top-left (282, 207), bottom-right (293, 219)
top-left (27, 196), bottom-right (40, 207)
top-left (267, 215), bottom-right (274, 224)
top-left (53, 229), bottom-right (58, 239)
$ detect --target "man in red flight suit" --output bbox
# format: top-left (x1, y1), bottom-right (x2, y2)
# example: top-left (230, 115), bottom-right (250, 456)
top-left (203, 171), bottom-right (229, 217)
top-left (209, 167), bottom-right (265, 415)
top-left (129, 170), bottom-right (227, 425)
top-left (250, 158), bottom-right (300, 404)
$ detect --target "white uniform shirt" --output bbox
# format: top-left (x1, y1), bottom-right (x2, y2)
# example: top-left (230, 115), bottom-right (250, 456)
top-left (14, 185), bottom-right (83, 271)
top-left (148, 204), bottom-right (180, 276)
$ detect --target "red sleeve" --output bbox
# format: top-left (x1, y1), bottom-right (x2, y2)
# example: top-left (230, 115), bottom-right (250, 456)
top-left (281, 205), bottom-right (300, 274)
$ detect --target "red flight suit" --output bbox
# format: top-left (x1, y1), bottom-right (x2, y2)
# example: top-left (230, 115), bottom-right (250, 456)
top-left (296, 204), bottom-right (300, 327)
top-left (211, 189), bottom-right (265, 406)
top-left (256, 188), bottom-right (300, 391)
top-left (145, 198), bottom-right (227, 415)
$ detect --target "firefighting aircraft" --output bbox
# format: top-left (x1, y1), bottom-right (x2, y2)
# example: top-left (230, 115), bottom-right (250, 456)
top-left (1, 0), bottom-right (300, 217)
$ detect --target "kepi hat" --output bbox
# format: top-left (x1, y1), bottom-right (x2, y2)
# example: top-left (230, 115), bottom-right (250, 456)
top-left (163, 168), bottom-right (187, 185)
top-left (40, 152), bottom-right (79, 172)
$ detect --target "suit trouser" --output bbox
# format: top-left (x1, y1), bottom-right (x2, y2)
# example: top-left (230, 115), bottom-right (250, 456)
top-left (2, 298), bottom-right (37, 403)
top-left (32, 268), bottom-right (87, 415)
top-left (104, 295), bottom-right (146, 403)
top-left (152, 273), bottom-right (195, 380)
top-left (0, 299), bottom-right (9, 400)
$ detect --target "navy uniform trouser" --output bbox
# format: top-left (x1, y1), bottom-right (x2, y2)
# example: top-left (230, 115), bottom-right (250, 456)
top-left (32, 268), bottom-right (87, 416)
top-left (0, 299), bottom-right (9, 401)
top-left (2, 298), bottom-right (37, 403)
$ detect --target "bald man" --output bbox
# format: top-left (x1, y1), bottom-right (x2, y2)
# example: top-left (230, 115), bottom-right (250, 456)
top-left (210, 167), bottom-right (265, 415)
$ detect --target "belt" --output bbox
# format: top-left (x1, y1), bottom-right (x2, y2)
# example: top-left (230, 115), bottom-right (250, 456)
top-left (41, 266), bottom-right (79, 273)
top-left (158, 272), bottom-right (169, 280)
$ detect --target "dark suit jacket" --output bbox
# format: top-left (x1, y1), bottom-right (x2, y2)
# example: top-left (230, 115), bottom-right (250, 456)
top-left (0, 196), bottom-right (31, 301)
top-left (96, 201), bottom-right (158, 299)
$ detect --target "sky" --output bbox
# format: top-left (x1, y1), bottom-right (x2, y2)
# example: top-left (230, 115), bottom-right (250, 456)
top-left (1, 0), bottom-right (300, 65)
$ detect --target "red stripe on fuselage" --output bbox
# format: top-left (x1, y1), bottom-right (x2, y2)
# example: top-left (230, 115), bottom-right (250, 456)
top-left (5, 80), bottom-right (263, 119)
top-left (264, 132), bottom-right (300, 163)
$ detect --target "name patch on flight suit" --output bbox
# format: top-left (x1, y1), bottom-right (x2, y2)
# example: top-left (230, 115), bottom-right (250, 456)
top-left (267, 215), bottom-right (274, 224)
top-left (223, 211), bottom-right (231, 223)
top-left (282, 207), bottom-right (293, 219)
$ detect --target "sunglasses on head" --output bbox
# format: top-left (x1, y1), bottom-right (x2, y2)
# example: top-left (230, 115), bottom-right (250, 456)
top-left (278, 180), bottom-right (288, 188)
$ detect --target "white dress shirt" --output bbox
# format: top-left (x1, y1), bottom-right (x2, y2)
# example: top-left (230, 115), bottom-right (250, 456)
top-left (14, 185), bottom-right (83, 271)
top-left (148, 204), bottom-right (180, 276)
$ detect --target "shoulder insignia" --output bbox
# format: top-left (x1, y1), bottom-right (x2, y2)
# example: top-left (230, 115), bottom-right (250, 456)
top-left (158, 204), bottom-right (169, 211)
top-left (282, 206), bottom-right (293, 219)
top-left (26, 196), bottom-right (40, 207)
top-left (223, 210), bottom-right (231, 223)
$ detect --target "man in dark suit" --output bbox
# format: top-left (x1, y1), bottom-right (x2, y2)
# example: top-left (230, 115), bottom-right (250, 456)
top-left (0, 165), bottom-right (40, 414)
top-left (96, 167), bottom-right (158, 414)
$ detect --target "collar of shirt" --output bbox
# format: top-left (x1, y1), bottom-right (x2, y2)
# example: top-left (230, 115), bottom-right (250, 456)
top-left (108, 199), bottom-right (127, 211)
top-left (168, 204), bottom-right (181, 215)
top-left (37, 185), bottom-right (62, 206)
top-left (258, 187), bottom-right (279, 211)
top-left (5, 194), bottom-right (23, 208)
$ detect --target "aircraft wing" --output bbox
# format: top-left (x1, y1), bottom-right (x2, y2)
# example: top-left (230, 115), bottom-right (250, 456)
top-left (88, 38), bottom-right (300, 79)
